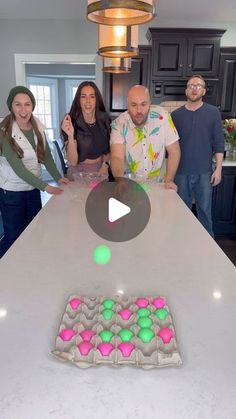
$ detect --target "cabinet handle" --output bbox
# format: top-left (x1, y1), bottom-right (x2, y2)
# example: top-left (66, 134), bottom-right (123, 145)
top-left (179, 63), bottom-right (183, 68)
top-left (188, 63), bottom-right (192, 67)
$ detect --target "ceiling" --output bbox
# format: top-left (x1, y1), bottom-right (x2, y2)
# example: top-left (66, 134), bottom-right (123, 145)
top-left (0, 0), bottom-right (235, 24)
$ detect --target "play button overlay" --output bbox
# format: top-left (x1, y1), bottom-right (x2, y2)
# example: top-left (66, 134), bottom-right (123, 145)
top-left (85, 177), bottom-right (151, 242)
top-left (108, 197), bottom-right (131, 222)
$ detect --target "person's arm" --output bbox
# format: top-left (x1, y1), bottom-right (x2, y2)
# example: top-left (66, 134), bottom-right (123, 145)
top-left (98, 153), bottom-right (110, 175)
top-left (110, 144), bottom-right (125, 178)
top-left (211, 109), bottom-right (224, 186)
top-left (61, 114), bottom-right (78, 166)
top-left (2, 139), bottom-right (63, 194)
top-left (43, 140), bottom-right (63, 180)
top-left (165, 141), bottom-right (181, 190)
top-left (211, 152), bottom-right (224, 186)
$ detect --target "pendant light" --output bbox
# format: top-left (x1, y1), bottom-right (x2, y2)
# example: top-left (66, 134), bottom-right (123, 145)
top-left (87, 1), bottom-right (157, 26)
top-left (103, 57), bottom-right (131, 73)
top-left (98, 25), bottom-right (138, 57)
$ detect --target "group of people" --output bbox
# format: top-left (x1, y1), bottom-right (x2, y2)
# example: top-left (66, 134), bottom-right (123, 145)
top-left (0, 75), bottom-right (224, 257)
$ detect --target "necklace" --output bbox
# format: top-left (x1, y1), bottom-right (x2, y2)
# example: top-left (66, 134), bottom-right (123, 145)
top-left (86, 121), bottom-right (96, 127)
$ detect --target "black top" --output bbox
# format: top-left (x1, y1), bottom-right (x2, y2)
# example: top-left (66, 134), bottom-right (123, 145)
top-left (73, 112), bottom-right (110, 162)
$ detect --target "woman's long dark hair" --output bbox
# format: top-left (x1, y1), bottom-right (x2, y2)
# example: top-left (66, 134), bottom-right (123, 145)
top-left (70, 81), bottom-right (106, 119)
top-left (0, 113), bottom-right (45, 162)
top-left (61, 81), bottom-right (110, 143)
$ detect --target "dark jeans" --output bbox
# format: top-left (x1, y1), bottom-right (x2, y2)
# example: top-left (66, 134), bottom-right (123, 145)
top-left (175, 173), bottom-right (214, 237)
top-left (0, 188), bottom-right (42, 256)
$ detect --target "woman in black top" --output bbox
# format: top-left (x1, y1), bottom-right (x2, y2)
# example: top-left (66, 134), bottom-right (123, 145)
top-left (61, 81), bottom-right (111, 180)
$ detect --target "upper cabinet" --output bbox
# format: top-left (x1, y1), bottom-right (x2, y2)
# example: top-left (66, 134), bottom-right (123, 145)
top-left (147, 28), bottom-right (225, 79)
top-left (103, 28), bottom-right (235, 114)
top-left (217, 47), bottom-right (236, 119)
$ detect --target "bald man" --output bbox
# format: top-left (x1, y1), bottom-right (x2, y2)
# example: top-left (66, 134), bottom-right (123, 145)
top-left (110, 85), bottom-right (180, 190)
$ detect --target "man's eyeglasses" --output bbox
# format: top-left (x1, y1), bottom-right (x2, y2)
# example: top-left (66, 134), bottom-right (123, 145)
top-left (187, 83), bottom-right (205, 90)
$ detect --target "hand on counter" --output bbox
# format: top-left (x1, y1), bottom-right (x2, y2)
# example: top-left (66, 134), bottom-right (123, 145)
top-left (58, 177), bottom-right (70, 185)
top-left (45, 185), bottom-right (63, 195)
top-left (164, 180), bottom-right (178, 191)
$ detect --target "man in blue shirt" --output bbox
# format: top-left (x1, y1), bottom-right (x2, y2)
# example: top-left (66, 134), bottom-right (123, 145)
top-left (172, 75), bottom-right (224, 237)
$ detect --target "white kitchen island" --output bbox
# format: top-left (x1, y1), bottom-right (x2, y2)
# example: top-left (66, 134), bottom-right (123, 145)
top-left (0, 181), bottom-right (236, 419)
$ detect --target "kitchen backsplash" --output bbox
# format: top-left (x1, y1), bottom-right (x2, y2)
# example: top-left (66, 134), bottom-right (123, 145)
top-left (160, 101), bottom-right (186, 113)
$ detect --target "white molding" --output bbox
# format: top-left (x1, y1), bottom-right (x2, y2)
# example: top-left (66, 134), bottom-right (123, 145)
top-left (14, 54), bottom-right (103, 91)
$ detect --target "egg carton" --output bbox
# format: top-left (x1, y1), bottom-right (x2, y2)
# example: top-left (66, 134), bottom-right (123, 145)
top-left (52, 295), bottom-right (182, 369)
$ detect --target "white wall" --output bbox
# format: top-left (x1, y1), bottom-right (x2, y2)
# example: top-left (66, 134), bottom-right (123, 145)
top-left (0, 19), bottom-right (98, 115)
top-left (139, 21), bottom-right (236, 45)
top-left (0, 18), bottom-right (236, 116)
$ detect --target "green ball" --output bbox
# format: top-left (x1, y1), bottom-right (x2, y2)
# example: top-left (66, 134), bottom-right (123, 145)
top-left (138, 328), bottom-right (154, 343)
top-left (137, 308), bottom-right (151, 318)
top-left (99, 330), bottom-right (114, 342)
top-left (137, 316), bottom-right (153, 328)
top-left (118, 329), bottom-right (134, 342)
top-left (93, 245), bottom-right (111, 265)
top-left (155, 308), bottom-right (168, 320)
top-left (101, 308), bottom-right (114, 320)
top-left (102, 299), bottom-right (115, 309)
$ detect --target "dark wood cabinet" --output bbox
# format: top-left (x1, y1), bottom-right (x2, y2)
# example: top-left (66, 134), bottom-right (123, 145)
top-left (103, 46), bottom-right (151, 118)
top-left (151, 78), bottom-right (219, 105)
top-left (147, 28), bottom-right (225, 79)
top-left (103, 28), bottom-right (234, 113)
top-left (217, 47), bottom-right (236, 119)
top-left (213, 166), bottom-right (236, 238)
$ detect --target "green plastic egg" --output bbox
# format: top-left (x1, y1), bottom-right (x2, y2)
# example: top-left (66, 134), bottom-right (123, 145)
top-left (99, 330), bottom-right (114, 342)
top-left (102, 299), bottom-right (115, 309)
top-left (137, 316), bottom-right (153, 328)
top-left (118, 329), bottom-right (134, 342)
top-left (138, 328), bottom-right (154, 343)
top-left (102, 308), bottom-right (114, 320)
top-left (155, 308), bottom-right (168, 320)
top-left (137, 308), bottom-right (151, 318)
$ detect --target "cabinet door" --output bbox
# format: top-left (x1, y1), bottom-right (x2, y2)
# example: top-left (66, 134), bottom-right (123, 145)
top-left (213, 166), bottom-right (236, 237)
top-left (187, 37), bottom-right (220, 77)
top-left (218, 48), bottom-right (236, 119)
top-left (152, 38), bottom-right (186, 77)
top-left (151, 79), bottom-right (218, 105)
top-left (103, 46), bottom-right (151, 117)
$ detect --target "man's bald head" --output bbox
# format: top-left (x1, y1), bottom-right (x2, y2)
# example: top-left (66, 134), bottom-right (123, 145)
top-left (127, 85), bottom-right (151, 127)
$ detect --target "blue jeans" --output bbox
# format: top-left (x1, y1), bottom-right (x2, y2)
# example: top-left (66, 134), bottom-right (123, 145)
top-left (0, 188), bottom-right (42, 256)
top-left (175, 173), bottom-right (214, 237)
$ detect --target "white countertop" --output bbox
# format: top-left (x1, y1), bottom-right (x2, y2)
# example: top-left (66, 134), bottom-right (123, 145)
top-left (222, 158), bottom-right (236, 166)
top-left (0, 182), bottom-right (236, 419)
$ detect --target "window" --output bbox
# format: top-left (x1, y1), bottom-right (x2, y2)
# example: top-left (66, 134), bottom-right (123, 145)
top-left (27, 77), bottom-right (59, 140)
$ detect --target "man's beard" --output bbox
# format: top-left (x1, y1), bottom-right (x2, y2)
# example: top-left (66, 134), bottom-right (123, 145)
top-left (187, 93), bottom-right (204, 103)
top-left (131, 113), bottom-right (149, 127)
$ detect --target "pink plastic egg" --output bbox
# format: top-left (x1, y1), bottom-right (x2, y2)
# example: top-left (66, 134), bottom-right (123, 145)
top-left (97, 342), bottom-right (114, 356)
top-left (118, 308), bottom-right (133, 320)
top-left (77, 341), bottom-right (94, 356)
top-left (135, 298), bottom-right (149, 308)
top-left (80, 329), bottom-right (96, 342)
top-left (59, 328), bottom-right (76, 341)
top-left (118, 342), bottom-right (135, 357)
top-left (158, 327), bottom-right (174, 344)
top-left (152, 297), bottom-right (166, 309)
top-left (69, 298), bottom-right (82, 310)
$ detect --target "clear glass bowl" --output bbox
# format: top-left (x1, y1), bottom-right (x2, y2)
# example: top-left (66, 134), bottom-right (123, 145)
top-left (72, 172), bottom-right (108, 186)
top-left (125, 173), bottom-right (159, 184)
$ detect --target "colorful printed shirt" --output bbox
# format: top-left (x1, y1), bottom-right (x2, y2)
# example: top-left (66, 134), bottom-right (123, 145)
top-left (110, 105), bottom-right (179, 181)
